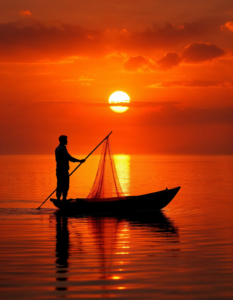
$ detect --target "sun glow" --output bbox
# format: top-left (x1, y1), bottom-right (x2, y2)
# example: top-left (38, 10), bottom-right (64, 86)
top-left (109, 91), bottom-right (130, 113)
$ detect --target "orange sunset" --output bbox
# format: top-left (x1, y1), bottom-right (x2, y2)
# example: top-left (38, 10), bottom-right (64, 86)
top-left (0, 1), bottom-right (233, 300)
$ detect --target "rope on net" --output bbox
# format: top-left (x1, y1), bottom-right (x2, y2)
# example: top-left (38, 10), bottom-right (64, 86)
top-left (86, 137), bottom-right (125, 202)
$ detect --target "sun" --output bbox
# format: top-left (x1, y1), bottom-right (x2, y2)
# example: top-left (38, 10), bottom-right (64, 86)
top-left (109, 91), bottom-right (130, 113)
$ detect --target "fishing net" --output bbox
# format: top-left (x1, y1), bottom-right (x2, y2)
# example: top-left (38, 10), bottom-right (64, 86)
top-left (86, 137), bottom-right (125, 202)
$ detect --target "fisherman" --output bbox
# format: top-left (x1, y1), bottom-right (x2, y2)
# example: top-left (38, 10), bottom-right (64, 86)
top-left (55, 135), bottom-right (85, 201)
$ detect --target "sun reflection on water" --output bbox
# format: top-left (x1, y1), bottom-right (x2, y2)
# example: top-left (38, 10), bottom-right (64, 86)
top-left (112, 276), bottom-right (121, 280)
top-left (114, 155), bottom-right (130, 196)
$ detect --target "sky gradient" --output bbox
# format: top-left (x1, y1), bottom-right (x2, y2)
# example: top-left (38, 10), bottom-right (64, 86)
top-left (1, 0), bottom-right (233, 154)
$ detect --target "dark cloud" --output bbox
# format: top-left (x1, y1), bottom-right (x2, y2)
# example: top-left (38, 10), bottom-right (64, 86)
top-left (35, 100), bottom-right (179, 107)
top-left (123, 55), bottom-right (155, 71)
top-left (0, 19), bottom-right (225, 63)
top-left (124, 42), bottom-right (224, 73)
top-left (3, 99), bottom-right (233, 127)
top-left (121, 100), bottom-right (179, 107)
top-left (154, 22), bottom-right (202, 45)
top-left (118, 21), bottom-right (218, 53)
top-left (155, 42), bottom-right (225, 70)
top-left (182, 42), bottom-right (224, 63)
top-left (156, 79), bottom-right (231, 88)
top-left (156, 52), bottom-right (182, 70)
top-left (0, 21), bottom-right (106, 62)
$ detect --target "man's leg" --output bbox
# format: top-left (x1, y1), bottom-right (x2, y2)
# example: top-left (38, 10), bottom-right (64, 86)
top-left (62, 172), bottom-right (69, 201)
top-left (56, 190), bottom-right (62, 200)
top-left (56, 172), bottom-right (62, 201)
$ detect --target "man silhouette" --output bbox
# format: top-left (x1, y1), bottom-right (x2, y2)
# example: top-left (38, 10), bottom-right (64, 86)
top-left (55, 135), bottom-right (85, 201)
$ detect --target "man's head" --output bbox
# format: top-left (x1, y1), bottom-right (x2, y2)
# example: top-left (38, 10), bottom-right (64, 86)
top-left (59, 135), bottom-right (68, 146)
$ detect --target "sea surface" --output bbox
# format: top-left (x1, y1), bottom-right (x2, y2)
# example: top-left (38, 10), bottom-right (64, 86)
top-left (0, 155), bottom-right (233, 299)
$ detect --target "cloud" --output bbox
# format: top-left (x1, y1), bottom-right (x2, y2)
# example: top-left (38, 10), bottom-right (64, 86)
top-left (20, 10), bottom-right (32, 16)
top-left (62, 79), bottom-right (78, 82)
top-left (20, 100), bottom-right (233, 127)
top-left (182, 42), bottom-right (224, 63)
top-left (223, 22), bottom-right (233, 32)
top-left (156, 52), bottom-right (182, 70)
top-left (118, 21), bottom-right (218, 53)
top-left (149, 80), bottom-right (232, 88)
top-left (125, 43), bottom-right (224, 72)
top-left (0, 21), bottom-right (106, 62)
top-left (123, 55), bottom-right (155, 71)
top-left (38, 100), bottom-right (179, 108)
top-left (154, 42), bottom-right (225, 70)
top-left (0, 19), bottom-right (224, 63)
top-left (62, 76), bottom-right (94, 85)
top-left (78, 75), bottom-right (94, 86)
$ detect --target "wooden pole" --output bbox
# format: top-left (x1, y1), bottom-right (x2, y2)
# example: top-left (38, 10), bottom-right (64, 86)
top-left (37, 131), bottom-right (112, 209)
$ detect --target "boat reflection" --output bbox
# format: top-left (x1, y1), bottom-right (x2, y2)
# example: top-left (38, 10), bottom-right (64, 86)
top-left (54, 211), bottom-right (179, 294)
top-left (124, 211), bottom-right (179, 235)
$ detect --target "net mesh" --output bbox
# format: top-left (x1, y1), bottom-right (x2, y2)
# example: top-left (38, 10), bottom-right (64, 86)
top-left (86, 137), bottom-right (125, 202)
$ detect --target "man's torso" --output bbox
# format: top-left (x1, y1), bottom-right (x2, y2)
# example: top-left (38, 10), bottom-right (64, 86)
top-left (55, 144), bottom-right (70, 171)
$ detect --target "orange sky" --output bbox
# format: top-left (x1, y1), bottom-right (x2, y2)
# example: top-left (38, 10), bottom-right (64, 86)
top-left (0, 0), bottom-right (233, 154)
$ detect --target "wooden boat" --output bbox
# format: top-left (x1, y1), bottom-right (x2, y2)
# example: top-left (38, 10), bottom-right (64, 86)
top-left (50, 186), bottom-right (180, 214)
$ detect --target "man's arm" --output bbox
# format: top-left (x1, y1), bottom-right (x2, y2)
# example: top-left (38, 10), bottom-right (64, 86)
top-left (68, 154), bottom-right (85, 163)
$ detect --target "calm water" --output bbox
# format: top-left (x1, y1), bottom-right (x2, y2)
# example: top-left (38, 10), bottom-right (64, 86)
top-left (0, 155), bottom-right (233, 299)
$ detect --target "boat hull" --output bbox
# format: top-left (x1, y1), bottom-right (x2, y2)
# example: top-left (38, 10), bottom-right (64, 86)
top-left (50, 187), bottom-right (180, 214)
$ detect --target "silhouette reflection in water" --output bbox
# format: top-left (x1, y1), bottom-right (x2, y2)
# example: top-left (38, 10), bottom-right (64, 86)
top-left (125, 211), bottom-right (179, 235)
top-left (54, 211), bottom-right (179, 295)
top-left (88, 216), bottom-right (125, 281)
top-left (55, 213), bottom-right (70, 291)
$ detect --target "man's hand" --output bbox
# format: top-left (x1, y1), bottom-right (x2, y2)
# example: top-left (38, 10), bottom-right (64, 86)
top-left (80, 159), bottom-right (86, 163)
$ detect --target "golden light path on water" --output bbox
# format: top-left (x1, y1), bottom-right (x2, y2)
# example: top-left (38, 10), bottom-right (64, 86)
top-left (99, 155), bottom-right (129, 290)
top-left (114, 155), bottom-right (130, 196)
